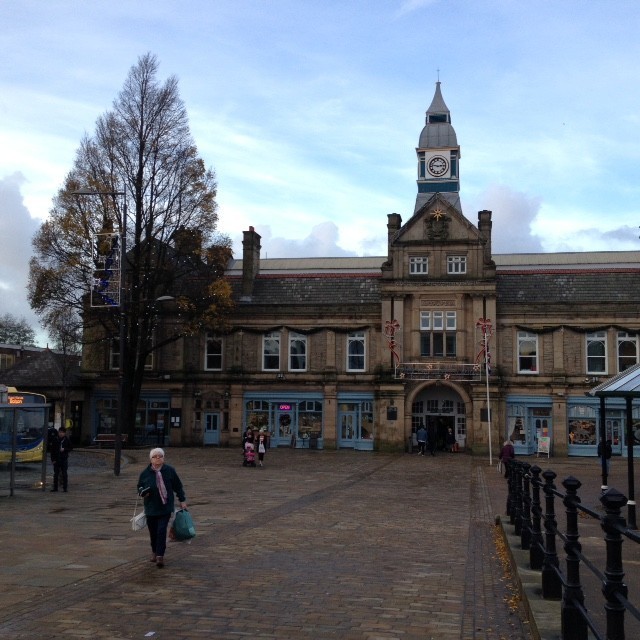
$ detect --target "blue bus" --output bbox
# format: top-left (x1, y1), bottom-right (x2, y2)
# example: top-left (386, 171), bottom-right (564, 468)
top-left (0, 387), bottom-right (48, 463)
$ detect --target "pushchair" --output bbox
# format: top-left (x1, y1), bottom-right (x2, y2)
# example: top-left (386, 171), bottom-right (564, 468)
top-left (243, 441), bottom-right (256, 467)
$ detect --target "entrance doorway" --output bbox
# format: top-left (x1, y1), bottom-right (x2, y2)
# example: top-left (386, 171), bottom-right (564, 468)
top-left (412, 385), bottom-right (466, 451)
top-left (426, 415), bottom-right (454, 451)
top-left (204, 413), bottom-right (220, 445)
top-left (275, 407), bottom-right (294, 447)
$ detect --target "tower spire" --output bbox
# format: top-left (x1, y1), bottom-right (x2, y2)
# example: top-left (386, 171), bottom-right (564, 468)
top-left (414, 82), bottom-right (461, 214)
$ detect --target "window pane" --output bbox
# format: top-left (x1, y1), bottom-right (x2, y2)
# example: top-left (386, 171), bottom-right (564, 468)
top-left (263, 332), bottom-right (280, 370)
top-left (347, 332), bottom-right (365, 371)
top-left (433, 333), bottom-right (444, 357)
top-left (420, 334), bottom-right (431, 357)
top-left (289, 333), bottom-right (307, 371)
top-left (205, 334), bottom-right (223, 370)
top-left (445, 334), bottom-right (456, 357)
top-left (518, 332), bottom-right (538, 373)
top-left (586, 332), bottom-right (607, 374)
top-left (410, 256), bottom-right (428, 274)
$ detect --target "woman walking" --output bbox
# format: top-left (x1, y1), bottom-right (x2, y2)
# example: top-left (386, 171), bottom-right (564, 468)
top-left (137, 447), bottom-right (187, 568)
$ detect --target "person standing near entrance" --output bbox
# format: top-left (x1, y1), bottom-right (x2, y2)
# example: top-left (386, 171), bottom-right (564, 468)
top-left (427, 423), bottom-right (437, 456)
top-left (597, 438), bottom-right (612, 474)
top-left (445, 427), bottom-right (456, 453)
top-left (51, 426), bottom-right (72, 492)
top-left (499, 439), bottom-right (515, 477)
top-left (416, 424), bottom-right (427, 455)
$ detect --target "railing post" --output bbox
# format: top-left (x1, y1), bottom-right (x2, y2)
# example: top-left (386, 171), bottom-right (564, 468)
top-left (600, 488), bottom-right (629, 640)
top-left (520, 462), bottom-right (532, 550)
top-left (514, 461), bottom-right (524, 536)
top-left (561, 476), bottom-right (587, 640)
top-left (506, 458), bottom-right (515, 520)
top-left (529, 465), bottom-right (544, 570)
top-left (542, 469), bottom-right (562, 599)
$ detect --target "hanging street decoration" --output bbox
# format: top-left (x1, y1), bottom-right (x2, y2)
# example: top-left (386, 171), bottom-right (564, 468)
top-left (91, 232), bottom-right (122, 308)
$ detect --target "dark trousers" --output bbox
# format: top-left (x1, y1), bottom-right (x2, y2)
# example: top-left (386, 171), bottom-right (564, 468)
top-left (417, 440), bottom-right (426, 455)
top-left (147, 514), bottom-right (171, 557)
top-left (53, 457), bottom-right (68, 490)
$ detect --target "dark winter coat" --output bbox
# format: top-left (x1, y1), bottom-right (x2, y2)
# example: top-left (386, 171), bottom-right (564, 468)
top-left (137, 463), bottom-right (186, 517)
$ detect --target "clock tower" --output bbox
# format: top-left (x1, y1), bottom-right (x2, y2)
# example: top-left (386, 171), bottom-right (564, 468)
top-left (414, 81), bottom-right (461, 214)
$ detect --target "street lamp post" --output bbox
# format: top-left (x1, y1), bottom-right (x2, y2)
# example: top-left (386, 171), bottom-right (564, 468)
top-left (73, 188), bottom-right (127, 477)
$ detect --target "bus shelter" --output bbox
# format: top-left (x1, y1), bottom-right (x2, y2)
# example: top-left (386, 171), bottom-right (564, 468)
top-left (588, 363), bottom-right (640, 529)
top-left (0, 385), bottom-right (48, 496)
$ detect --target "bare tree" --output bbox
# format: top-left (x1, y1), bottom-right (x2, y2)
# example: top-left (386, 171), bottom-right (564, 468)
top-left (28, 53), bottom-right (233, 446)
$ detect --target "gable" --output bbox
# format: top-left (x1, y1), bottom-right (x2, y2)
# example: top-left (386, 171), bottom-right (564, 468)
top-left (394, 194), bottom-right (482, 246)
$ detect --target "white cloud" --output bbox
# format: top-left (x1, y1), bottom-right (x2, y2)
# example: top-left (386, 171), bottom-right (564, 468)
top-left (0, 173), bottom-right (43, 331)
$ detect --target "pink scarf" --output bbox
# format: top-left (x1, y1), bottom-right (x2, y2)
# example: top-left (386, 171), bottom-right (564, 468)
top-left (155, 469), bottom-right (168, 504)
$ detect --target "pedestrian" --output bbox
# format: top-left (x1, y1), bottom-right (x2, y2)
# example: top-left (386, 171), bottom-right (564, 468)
top-left (499, 439), bottom-right (515, 477)
top-left (242, 427), bottom-right (254, 448)
top-left (50, 426), bottom-right (72, 492)
top-left (445, 427), bottom-right (456, 453)
top-left (427, 423), bottom-right (437, 456)
top-left (137, 447), bottom-right (187, 569)
top-left (597, 438), bottom-right (613, 474)
top-left (257, 432), bottom-right (267, 467)
top-left (416, 424), bottom-right (427, 455)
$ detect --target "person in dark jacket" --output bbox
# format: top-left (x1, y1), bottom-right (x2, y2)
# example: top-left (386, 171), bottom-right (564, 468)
top-left (51, 426), bottom-right (72, 492)
top-left (499, 439), bottom-right (515, 477)
top-left (597, 438), bottom-right (613, 474)
top-left (137, 447), bottom-right (187, 568)
top-left (416, 425), bottom-right (427, 455)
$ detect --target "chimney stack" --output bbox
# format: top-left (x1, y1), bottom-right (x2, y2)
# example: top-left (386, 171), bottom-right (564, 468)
top-left (242, 226), bottom-right (262, 298)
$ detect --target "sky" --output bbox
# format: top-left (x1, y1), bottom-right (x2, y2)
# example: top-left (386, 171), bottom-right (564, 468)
top-left (1, 0), bottom-right (639, 344)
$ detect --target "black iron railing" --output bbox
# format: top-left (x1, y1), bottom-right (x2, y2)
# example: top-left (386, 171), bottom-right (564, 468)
top-left (505, 459), bottom-right (640, 640)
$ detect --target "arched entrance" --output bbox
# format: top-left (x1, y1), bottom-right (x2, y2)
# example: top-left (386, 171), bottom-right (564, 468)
top-left (409, 382), bottom-right (468, 451)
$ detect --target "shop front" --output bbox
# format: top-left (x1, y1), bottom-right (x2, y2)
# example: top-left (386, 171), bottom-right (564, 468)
top-left (93, 392), bottom-right (171, 446)
top-left (244, 392), bottom-right (324, 448)
top-left (506, 396), bottom-right (552, 456)
top-left (336, 393), bottom-right (375, 450)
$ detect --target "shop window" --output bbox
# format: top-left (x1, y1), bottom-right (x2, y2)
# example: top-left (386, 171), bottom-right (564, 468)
top-left (568, 405), bottom-right (597, 446)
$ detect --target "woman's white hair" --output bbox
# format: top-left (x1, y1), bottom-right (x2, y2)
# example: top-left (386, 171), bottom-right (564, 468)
top-left (149, 447), bottom-right (165, 460)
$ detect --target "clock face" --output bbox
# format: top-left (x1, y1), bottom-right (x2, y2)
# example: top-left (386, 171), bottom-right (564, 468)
top-left (427, 155), bottom-right (448, 177)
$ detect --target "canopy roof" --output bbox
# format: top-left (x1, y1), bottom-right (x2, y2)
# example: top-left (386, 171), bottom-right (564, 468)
top-left (588, 364), bottom-right (640, 398)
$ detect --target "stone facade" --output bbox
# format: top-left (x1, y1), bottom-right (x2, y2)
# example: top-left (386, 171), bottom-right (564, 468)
top-left (77, 83), bottom-right (640, 458)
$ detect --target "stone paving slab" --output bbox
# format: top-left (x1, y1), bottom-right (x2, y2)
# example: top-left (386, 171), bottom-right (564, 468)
top-left (1, 448), bottom-right (534, 639)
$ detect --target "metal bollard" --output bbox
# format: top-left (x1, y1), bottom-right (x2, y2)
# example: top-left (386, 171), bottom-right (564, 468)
top-left (600, 488), bottom-right (629, 640)
top-left (520, 462), bottom-right (532, 550)
top-left (514, 461), bottom-right (524, 536)
top-left (506, 458), bottom-right (515, 520)
top-left (529, 465), bottom-right (544, 570)
top-left (542, 469), bottom-right (562, 600)
top-left (561, 476), bottom-right (587, 640)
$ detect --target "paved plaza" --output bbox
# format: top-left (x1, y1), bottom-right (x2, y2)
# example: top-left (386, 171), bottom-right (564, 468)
top-left (0, 446), bottom-right (637, 639)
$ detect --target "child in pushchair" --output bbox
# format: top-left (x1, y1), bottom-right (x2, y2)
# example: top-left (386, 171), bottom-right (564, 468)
top-left (243, 440), bottom-right (256, 467)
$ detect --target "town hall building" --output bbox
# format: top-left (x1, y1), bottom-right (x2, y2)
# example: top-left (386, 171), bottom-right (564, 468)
top-left (78, 82), bottom-right (640, 459)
